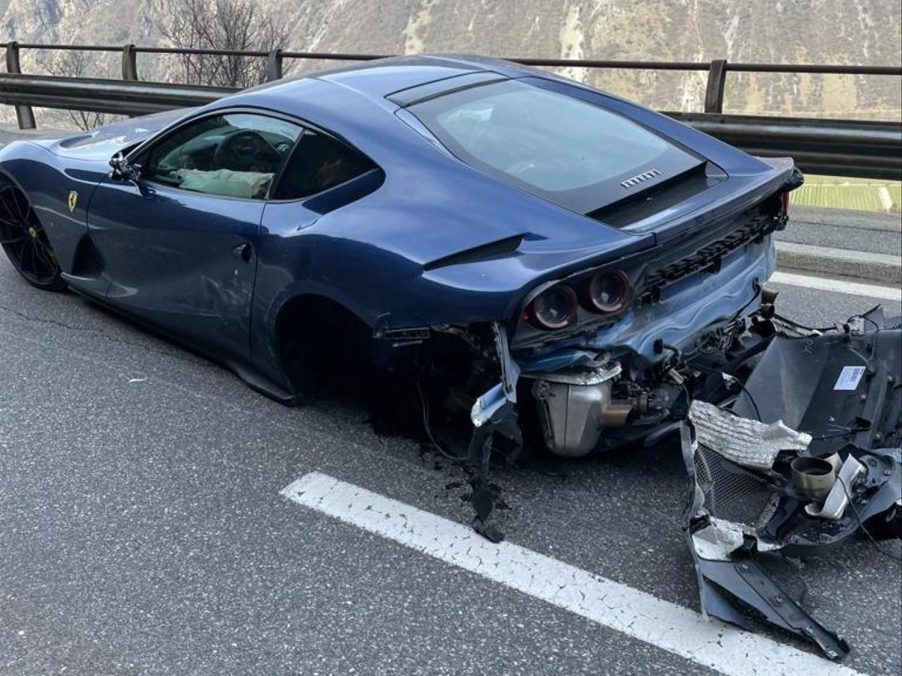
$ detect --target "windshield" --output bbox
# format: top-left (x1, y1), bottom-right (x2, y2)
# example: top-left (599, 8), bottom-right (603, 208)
top-left (409, 79), bottom-right (700, 213)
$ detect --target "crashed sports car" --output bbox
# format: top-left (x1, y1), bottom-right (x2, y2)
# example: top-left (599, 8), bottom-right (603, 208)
top-left (1, 55), bottom-right (899, 659)
top-left (0, 55), bottom-right (802, 443)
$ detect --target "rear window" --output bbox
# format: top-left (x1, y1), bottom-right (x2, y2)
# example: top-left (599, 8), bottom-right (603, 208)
top-left (409, 79), bottom-right (700, 213)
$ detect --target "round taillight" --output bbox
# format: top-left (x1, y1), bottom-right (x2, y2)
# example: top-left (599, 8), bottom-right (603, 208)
top-left (527, 284), bottom-right (578, 330)
top-left (583, 270), bottom-right (630, 314)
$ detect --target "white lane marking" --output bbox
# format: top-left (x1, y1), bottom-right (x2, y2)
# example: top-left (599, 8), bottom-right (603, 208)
top-left (877, 186), bottom-right (893, 212)
top-left (281, 473), bottom-right (863, 676)
top-left (771, 271), bottom-right (901, 301)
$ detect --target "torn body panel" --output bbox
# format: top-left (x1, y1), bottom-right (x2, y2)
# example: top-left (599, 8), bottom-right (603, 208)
top-left (479, 196), bottom-right (782, 460)
top-left (734, 310), bottom-right (902, 455)
top-left (678, 312), bottom-right (901, 660)
top-left (681, 422), bottom-right (851, 661)
top-left (463, 289), bottom-right (899, 659)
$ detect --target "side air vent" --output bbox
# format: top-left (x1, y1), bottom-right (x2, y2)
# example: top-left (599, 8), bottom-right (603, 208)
top-left (423, 234), bottom-right (523, 271)
top-left (69, 235), bottom-right (106, 277)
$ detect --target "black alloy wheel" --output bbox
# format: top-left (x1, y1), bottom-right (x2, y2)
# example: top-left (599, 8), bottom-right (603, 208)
top-left (0, 183), bottom-right (67, 291)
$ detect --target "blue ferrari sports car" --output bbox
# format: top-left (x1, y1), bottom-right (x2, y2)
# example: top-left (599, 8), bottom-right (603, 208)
top-left (3, 56), bottom-right (901, 658)
top-left (0, 54), bottom-right (803, 457)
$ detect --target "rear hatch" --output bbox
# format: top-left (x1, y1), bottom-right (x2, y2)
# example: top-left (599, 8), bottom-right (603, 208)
top-left (402, 76), bottom-right (706, 218)
top-left (400, 74), bottom-right (799, 248)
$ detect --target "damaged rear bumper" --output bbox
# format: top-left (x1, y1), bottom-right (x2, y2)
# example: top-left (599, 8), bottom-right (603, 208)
top-left (493, 230), bottom-right (777, 458)
top-left (467, 302), bottom-right (900, 660)
top-left (681, 310), bottom-right (901, 661)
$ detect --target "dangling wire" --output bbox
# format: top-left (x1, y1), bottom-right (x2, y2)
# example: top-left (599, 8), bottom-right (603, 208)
top-left (772, 313), bottom-right (834, 334)
top-left (837, 479), bottom-right (902, 563)
top-left (727, 377), bottom-right (762, 421)
top-left (416, 365), bottom-right (467, 463)
top-left (691, 362), bottom-right (763, 421)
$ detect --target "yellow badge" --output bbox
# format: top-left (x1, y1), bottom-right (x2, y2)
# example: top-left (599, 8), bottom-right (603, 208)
top-left (68, 190), bottom-right (78, 213)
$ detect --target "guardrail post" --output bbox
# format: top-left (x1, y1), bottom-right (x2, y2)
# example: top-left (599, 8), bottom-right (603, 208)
top-left (704, 59), bottom-right (728, 113)
top-left (4, 41), bottom-right (37, 129)
top-left (265, 49), bottom-right (283, 81)
top-left (121, 44), bottom-right (139, 80)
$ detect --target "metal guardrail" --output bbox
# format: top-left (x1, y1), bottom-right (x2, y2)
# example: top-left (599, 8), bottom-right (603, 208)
top-left (675, 113), bottom-right (901, 180)
top-left (0, 73), bottom-right (234, 116)
top-left (1, 42), bottom-right (900, 179)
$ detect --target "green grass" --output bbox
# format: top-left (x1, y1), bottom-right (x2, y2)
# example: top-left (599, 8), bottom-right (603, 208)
top-left (888, 184), bottom-right (902, 210)
top-left (792, 174), bottom-right (901, 213)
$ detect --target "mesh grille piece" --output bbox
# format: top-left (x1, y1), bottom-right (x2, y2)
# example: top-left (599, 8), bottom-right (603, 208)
top-left (694, 444), bottom-right (775, 527)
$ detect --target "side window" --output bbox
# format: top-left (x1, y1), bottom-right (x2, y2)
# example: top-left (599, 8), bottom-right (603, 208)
top-left (272, 131), bottom-right (376, 200)
top-left (141, 113), bottom-right (302, 200)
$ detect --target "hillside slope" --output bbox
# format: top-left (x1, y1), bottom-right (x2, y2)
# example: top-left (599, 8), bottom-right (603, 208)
top-left (1, 0), bottom-right (900, 124)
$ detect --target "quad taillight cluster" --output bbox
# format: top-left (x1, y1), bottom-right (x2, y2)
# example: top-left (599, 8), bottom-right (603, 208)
top-left (525, 270), bottom-right (631, 331)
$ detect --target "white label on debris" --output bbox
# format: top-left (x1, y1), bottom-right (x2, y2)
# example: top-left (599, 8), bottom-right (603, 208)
top-left (834, 365), bottom-right (865, 391)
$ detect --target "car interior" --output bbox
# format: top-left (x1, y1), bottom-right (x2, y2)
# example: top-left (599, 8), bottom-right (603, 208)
top-left (143, 113), bottom-right (374, 201)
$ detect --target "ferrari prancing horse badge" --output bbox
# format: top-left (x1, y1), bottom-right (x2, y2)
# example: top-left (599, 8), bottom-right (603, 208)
top-left (68, 190), bottom-right (78, 213)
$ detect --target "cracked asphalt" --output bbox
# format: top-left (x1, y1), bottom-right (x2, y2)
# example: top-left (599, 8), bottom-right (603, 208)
top-left (0, 253), bottom-right (900, 676)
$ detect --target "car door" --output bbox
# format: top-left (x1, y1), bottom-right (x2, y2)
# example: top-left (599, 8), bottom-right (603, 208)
top-left (86, 110), bottom-right (303, 360)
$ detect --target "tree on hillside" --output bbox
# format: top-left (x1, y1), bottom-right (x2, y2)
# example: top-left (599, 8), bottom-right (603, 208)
top-left (46, 51), bottom-right (118, 130)
top-left (154, 0), bottom-right (290, 89)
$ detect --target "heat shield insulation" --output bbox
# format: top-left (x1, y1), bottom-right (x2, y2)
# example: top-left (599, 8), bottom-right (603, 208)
top-left (688, 400), bottom-right (811, 472)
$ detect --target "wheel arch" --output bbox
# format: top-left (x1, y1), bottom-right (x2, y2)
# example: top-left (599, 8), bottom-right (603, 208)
top-left (0, 167), bottom-right (69, 291)
top-left (0, 164), bottom-right (31, 195)
top-left (271, 291), bottom-right (375, 394)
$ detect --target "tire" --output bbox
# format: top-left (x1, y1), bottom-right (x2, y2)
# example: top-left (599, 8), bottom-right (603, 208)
top-left (0, 182), bottom-right (67, 292)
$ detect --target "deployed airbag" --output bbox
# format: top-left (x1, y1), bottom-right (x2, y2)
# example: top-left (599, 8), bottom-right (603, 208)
top-left (178, 168), bottom-right (274, 199)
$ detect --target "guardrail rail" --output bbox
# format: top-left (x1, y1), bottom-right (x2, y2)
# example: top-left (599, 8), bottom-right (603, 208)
top-left (1, 42), bottom-right (900, 179)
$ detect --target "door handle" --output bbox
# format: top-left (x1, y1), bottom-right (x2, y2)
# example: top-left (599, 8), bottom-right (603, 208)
top-left (232, 242), bottom-right (252, 262)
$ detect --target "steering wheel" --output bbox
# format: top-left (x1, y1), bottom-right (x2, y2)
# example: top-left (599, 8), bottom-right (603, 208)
top-left (212, 130), bottom-right (281, 172)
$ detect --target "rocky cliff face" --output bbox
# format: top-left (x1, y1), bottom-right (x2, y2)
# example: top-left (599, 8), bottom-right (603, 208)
top-left (2, 0), bottom-right (900, 127)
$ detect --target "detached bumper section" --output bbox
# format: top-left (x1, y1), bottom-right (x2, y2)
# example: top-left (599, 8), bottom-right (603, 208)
top-left (682, 312), bottom-right (901, 660)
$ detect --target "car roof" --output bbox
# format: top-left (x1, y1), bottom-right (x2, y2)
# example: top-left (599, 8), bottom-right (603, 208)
top-left (208, 53), bottom-right (638, 189)
top-left (316, 55), bottom-right (511, 99)
top-left (208, 55), bottom-right (527, 162)
top-left (244, 54), bottom-right (520, 106)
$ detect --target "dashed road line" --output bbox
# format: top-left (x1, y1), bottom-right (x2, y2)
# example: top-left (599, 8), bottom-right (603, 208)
top-left (281, 472), bottom-right (864, 676)
top-left (771, 271), bottom-right (901, 301)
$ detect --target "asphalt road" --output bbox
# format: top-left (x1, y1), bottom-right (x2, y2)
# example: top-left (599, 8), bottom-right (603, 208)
top-left (1, 254), bottom-right (900, 676)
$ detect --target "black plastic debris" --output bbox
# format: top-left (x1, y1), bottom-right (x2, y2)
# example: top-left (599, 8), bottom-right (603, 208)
top-left (681, 423), bottom-right (852, 661)
top-left (681, 311), bottom-right (902, 660)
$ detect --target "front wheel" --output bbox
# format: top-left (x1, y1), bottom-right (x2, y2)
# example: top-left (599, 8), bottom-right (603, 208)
top-left (0, 182), bottom-right (67, 291)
